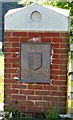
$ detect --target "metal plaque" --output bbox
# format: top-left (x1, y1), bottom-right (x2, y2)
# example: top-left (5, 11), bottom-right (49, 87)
top-left (28, 52), bottom-right (42, 71)
top-left (20, 42), bottom-right (51, 83)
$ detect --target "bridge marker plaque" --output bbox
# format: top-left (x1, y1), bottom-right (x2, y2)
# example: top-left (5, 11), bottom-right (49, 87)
top-left (20, 42), bottom-right (51, 83)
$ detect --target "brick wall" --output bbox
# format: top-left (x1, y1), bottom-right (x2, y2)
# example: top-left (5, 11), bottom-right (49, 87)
top-left (4, 31), bottom-right (69, 114)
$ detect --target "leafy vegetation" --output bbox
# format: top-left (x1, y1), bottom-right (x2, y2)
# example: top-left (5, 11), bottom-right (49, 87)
top-left (44, 108), bottom-right (59, 120)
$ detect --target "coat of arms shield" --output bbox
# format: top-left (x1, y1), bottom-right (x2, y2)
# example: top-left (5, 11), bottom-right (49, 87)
top-left (28, 52), bottom-right (42, 71)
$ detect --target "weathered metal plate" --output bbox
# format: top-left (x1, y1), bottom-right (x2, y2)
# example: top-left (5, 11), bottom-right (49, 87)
top-left (28, 52), bottom-right (42, 71)
top-left (20, 42), bottom-right (51, 83)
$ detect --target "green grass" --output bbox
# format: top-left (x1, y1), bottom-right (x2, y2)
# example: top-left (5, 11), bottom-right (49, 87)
top-left (0, 50), bottom-right (4, 103)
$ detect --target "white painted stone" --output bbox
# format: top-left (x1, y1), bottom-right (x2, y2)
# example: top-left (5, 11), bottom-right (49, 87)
top-left (59, 114), bottom-right (72, 119)
top-left (5, 3), bottom-right (70, 31)
top-left (71, 87), bottom-right (73, 92)
top-left (69, 62), bottom-right (73, 72)
top-left (71, 93), bottom-right (73, 99)
top-left (0, 42), bottom-right (2, 49)
top-left (70, 74), bottom-right (73, 81)
top-left (0, 103), bottom-right (4, 111)
top-left (70, 44), bottom-right (73, 51)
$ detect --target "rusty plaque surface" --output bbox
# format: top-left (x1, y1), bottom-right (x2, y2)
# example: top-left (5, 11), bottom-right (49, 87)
top-left (20, 43), bottom-right (51, 83)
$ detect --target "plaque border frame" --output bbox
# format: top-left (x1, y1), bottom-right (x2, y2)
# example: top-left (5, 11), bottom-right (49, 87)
top-left (20, 42), bottom-right (51, 83)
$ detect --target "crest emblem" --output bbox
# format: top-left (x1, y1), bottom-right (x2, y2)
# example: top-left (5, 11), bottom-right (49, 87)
top-left (28, 52), bottom-right (42, 71)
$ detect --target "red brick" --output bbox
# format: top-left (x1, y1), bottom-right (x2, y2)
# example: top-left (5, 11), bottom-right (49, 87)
top-left (43, 85), bottom-right (51, 90)
top-left (51, 91), bottom-right (66, 96)
top-left (4, 73), bottom-right (11, 78)
top-left (28, 96), bottom-right (42, 100)
top-left (19, 101), bottom-right (34, 106)
top-left (52, 80), bottom-right (66, 85)
top-left (59, 97), bottom-right (66, 101)
top-left (51, 86), bottom-right (58, 90)
top-left (4, 38), bottom-right (11, 42)
top-left (5, 58), bottom-right (19, 63)
top-left (50, 75), bottom-right (59, 80)
top-left (51, 70), bottom-right (67, 75)
top-left (42, 38), bottom-right (51, 42)
top-left (4, 99), bottom-right (11, 104)
top-left (43, 32), bottom-right (60, 37)
top-left (59, 54), bottom-right (67, 59)
top-left (19, 37), bottom-right (28, 42)
top-left (12, 53), bottom-right (19, 58)
top-left (28, 84), bottom-right (43, 90)
top-left (4, 42), bottom-right (12, 48)
top-left (27, 106), bottom-right (42, 113)
top-left (59, 75), bottom-right (67, 80)
top-left (44, 85), bottom-right (58, 91)
top-left (52, 54), bottom-right (59, 59)
top-left (11, 73), bottom-right (19, 79)
top-left (59, 86), bottom-right (67, 91)
top-left (59, 43), bottom-right (67, 49)
top-left (4, 104), bottom-right (10, 111)
top-left (4, 63), bottom-right (11, 68)
top-left (12, 43), bottom-right (19, 47)
top-left (28, 32), bottom-right (44, 37)
top-left (35, 101), bottom-right (48, 107)
top-left (52, 43), bottom-right (59, 48)
top-left (54, 49), bottom-right (67, 54)
top-left (12, 32), bottom-right (28, 37)
top-left (5, 32), bottom-right (12, 37)
top-left (50, 97), bottom-right (59, 101)
top-left (4, 31), bottom-right (69, 113)
top-left (52, 37), bottom-right (66, 43)
top-left (55, 102), bottom-right (66, 107)
top-left (52, 59), bottom-right (67, 65)
top-left (5, 89), bottom-right (18, 94)
top-left (4, 52), bottom-right (11, 58)
top-left (10, 100), bottom-right (18, 105)
top-left (12, 63), bottom-right (19, 68)
top-left (59, 65), bottom-right (67, 70)
top-left (60, 32), bottom-right (70, 37)
top-left (17, 106), bottom-right (27, 112)
top-left (4, 94), bottom-right (11, 99)
top-left (12, 84), bottom-right (20, 89)
top-left (20, 90), bottom-right (34, 95)
top-left (12, 95), bottom-right (26, 100)
top-left (5, 68), bottom-right (18, 73)
top-left (51, 65), bottom-right (59, 69)
top-left (35, 91), bottom-right (50, 95)
top-left (4, 79), bottom-right (17, 84)
top-left (43, 96), bottom-right (50, 101)
top-left (4, 47), bottom-right (19, 52)
top-left (4, 83), bottom-right (11, 89)
top-left (10, 38), bottom-right (19, 42)
top-left (19, 84), bottom-right (27, 89)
